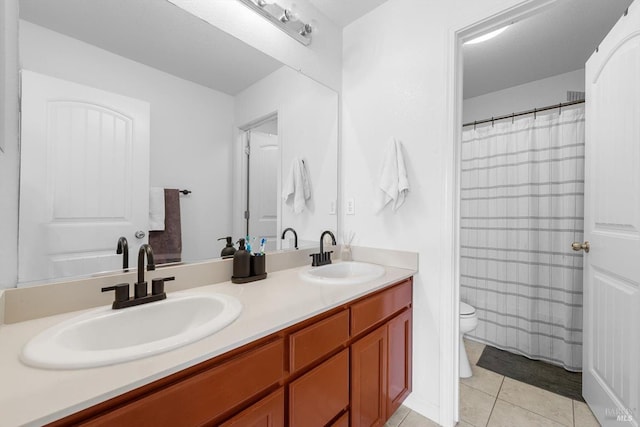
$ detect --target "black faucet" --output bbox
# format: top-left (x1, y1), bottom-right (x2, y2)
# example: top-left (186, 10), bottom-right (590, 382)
top-left (310, 230), bottom-right (336, 267)
top-left (136, 243), bottom-right (155, 295)
top-left (116, 236), bottom-right (129, 270)
top-left (102, 244), bottom-right (174, 309)
top-left (281, 227), bottom-right (298, 250)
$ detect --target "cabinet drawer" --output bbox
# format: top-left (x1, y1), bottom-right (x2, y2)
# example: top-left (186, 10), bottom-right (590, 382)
top-left (351, 279), bottom-right (412, 337)
top-left (290, 309), bottom-right (349, 373)
top-left (220, 388), bottom-right (285, 427)
top-left (82, 339), bottom-right (284, 427)
top-left (289, 348), bottom-right (349, 427)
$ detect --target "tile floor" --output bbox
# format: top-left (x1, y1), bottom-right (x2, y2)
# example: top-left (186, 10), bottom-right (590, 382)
top-left (384, 339), bottom-right (601, 427)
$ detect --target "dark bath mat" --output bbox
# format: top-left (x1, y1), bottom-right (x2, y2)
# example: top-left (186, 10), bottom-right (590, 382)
top-left (477, 345), bottom-right (584, 402)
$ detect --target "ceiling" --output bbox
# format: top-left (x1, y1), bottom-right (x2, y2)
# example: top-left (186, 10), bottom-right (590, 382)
top-left (19, 0), bottom-right (284, 95)
top-left (463, 0), bottom-right (634, 99)
top-left (309, 0), bottom-right (389, 27)
top-left (21, 0), bottom-right (633, 99)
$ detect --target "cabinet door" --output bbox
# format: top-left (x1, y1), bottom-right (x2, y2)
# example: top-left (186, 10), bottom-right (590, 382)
top-left (220, 388), bottom-right (284, 427)
top-left (387, 309), bottom-right (412, 416)
top-left (351, 324), bottom-right (387, 427)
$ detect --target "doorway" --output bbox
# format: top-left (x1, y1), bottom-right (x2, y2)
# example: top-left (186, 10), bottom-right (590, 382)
top-left (453, 1), bottom-right (634, 425)
top-left (240, 114), bottom-right (279, 252)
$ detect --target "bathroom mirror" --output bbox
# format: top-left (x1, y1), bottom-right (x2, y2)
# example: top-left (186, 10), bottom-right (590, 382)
top-left (16, 0), bottom-right (338, 286)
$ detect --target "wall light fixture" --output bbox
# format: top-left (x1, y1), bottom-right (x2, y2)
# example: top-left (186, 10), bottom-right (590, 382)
top-left (237, 0), bottom-right (314, 46)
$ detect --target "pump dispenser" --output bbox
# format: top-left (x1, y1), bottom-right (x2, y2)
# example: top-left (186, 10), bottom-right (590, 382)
top-left (217, 236), bottom-right (236, 258)
top-left (232, 238), bottom-right (250, 278)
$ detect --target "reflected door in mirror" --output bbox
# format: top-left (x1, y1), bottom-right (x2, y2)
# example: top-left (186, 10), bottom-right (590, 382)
top-left (247, 130), bottom-right (279, 247)
top-left (18, 71), bottom-right (150, 284)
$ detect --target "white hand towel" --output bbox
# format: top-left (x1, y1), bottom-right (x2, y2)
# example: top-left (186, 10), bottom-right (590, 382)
top-left (375, 138), bottom-right (409, 212)
top-left (282, 157), bottom-right (311, 214)
top-left (149, 187), bottom-right (165, 231)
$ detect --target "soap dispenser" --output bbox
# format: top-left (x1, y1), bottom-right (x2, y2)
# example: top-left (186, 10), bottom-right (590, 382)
top-left (232, 238), bottom-right (250, 279)
top-left (218, 236), bottom-right (236, 258)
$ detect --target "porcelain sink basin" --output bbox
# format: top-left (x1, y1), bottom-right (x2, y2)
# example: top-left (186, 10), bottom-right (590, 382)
top-left (21, 293), bottom-right (242, 369)
top-left (300, 261), bottom-right (386, 285)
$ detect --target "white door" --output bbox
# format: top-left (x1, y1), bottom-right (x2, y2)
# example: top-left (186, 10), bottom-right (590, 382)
top-left (583, 4), bottom-right (639, 425)
top-left (19, 71), bottom-right (150, 285)
top-left (248, 131), bottom-right (279, 249)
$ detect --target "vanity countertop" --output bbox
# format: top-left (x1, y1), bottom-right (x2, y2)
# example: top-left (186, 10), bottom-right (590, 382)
top-left (0, 263), bottom-right (416, 427)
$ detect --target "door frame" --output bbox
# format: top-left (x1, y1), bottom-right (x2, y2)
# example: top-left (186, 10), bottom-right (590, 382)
top-left (445, 1), bottom-right (559, 424)
top-left (234, 112), bottom-right (280, 246)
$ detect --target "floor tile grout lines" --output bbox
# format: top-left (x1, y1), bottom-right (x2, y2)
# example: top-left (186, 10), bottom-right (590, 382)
top-left (572, 399), bottom-right (576, 427)
top-left (396, 408), bottom-right (411, 427)
top-left (485, 375), bottom-right (505, 426)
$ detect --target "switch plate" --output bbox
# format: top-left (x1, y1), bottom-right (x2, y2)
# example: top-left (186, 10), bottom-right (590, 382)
top-left (346, 198), bottom-right (355, 215)
top-left (329, 200), bottom-right (336, 215)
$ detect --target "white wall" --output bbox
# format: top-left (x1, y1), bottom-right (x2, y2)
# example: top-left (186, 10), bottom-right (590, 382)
top-left (0, 0), bottom-right (19, 290)
top-left (341, 0), bottom-right (529, 425)
top-left (19, 21), bottom-right (235, 265)
top-left (234, 66), bottom-right (339, 247)
top-left (168, 0), bottom-right (342, 92)
top-left (463, 68), bottom-right (585, 123)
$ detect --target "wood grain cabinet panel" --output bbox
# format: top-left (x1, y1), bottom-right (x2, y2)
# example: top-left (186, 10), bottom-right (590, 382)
top-left (331, 412), bottom-right (349, 427)
top-left (220, 388), bottom-right (285, 427)
top-left (351, 325), bottom-right (388, 427)
top-left (81, 339), bottom-right (284, 427)
top-left (290, 309), bottom-right (349, 374)
top-left (289, 349), bottom-right (350, 427)
top-left (387, 309), bottom-right (412, 416)
top-left (350, 279), bottom-right (412, 337)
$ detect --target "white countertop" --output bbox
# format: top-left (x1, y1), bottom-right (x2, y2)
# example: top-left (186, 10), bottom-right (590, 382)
top-left (0, 263), bottom-right (415, 427)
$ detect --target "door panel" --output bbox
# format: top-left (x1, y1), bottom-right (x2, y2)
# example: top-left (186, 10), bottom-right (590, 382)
top-left (584, 4), bottom-right (640, 425)
top-left (387, 309), bottom-right (412, 416)
top-left (351, 325), bottom-right (387, 427)
top-left (248, 131), bottom-right (279, 246)
top-left (19, 71), bottom-right (150, 284)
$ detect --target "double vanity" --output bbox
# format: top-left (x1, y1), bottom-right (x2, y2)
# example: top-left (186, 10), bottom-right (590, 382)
top-left (0, 247), bottom-right (417, 426)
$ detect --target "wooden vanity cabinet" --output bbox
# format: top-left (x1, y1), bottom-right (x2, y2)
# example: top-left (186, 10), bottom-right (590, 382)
top-left (350, 279), bottom-right (413, 427)
top-left (78, 338), bottom-right (285, 427)
top-left (49, 278), bottom-right (413, 427)
top-left (220, 388), bottom-right (285, 427)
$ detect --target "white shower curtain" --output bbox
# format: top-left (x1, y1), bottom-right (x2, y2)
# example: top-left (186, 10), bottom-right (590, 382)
top-left (460, 106), bottom-right (585, 371)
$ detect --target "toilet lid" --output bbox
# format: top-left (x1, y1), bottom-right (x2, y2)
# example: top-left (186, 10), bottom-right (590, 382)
top-left (460, 302), bottom-right (476, 316)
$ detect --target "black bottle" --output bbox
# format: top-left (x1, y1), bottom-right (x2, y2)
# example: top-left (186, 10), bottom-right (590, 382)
top-left (218, 236), bottom-right (236, 258)
top-left (233, 238), bottom-right (250, 278)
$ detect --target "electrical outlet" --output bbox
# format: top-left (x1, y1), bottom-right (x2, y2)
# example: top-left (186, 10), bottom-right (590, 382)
top-left (346, 198), bottom-right (355, 215)
top-left (329, 200), bottom-right (336, 215)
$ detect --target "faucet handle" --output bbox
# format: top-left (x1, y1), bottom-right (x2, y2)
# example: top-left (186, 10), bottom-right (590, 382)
top-left (152, 276), bottom-right (175, 296)
top-left (102, 283), bottom-right (130, 304)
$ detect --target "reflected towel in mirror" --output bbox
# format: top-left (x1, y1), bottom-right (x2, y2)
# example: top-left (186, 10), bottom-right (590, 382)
top-left (149, 187), bottom-right (165, 231)
top-left (283, 157), bottom-right (311, 214)
top-left (149, 189), bottom-right (182, 264)
top-left (374, 138), bottom-right (409, 213)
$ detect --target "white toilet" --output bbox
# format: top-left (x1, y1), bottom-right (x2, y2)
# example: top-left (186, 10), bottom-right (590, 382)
top-left (459, 301), bottom-right (478, 378)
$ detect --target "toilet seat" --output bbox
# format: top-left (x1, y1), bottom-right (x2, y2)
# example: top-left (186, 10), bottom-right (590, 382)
top-left (460, 301), bottom-right (476, 317)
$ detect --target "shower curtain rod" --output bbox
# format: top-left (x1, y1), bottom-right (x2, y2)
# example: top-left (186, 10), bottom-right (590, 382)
top-left (462, 99), bottom-right (585, 128)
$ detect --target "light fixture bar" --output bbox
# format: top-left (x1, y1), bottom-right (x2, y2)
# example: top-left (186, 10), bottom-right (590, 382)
top-left (237, 0), bottom-right (312, 46)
